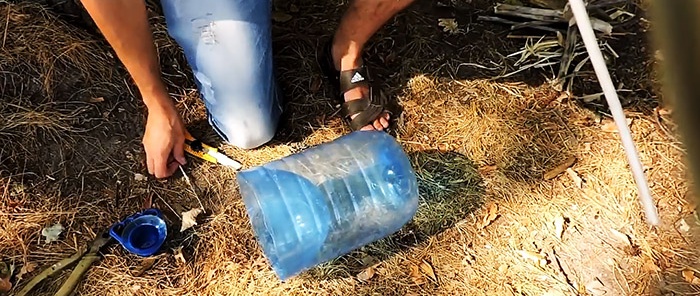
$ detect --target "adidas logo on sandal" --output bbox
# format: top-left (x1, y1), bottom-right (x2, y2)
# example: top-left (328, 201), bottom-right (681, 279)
top-left (351, 72), bottom-right (365, 83)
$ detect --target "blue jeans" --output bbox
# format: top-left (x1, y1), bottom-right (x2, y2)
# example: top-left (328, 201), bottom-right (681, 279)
top-left (160, 0), bottom-right (282, 149)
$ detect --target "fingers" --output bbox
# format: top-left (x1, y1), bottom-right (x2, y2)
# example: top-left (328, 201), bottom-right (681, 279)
top-left (152, 151), bottom-right (170, 179)
top-left (173, 137), bottom-right (187, 165)
top-left (147, 154), bottom-right (155, 176)
top-left (166, 159), bottom-right (180, 177)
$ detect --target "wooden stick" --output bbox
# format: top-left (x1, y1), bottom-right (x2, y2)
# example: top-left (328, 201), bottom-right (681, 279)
top-left (477, 16), bottom-right (519, 25)
top-left (511, 22), bottom-right (566, 34)
top-left (556, 23), bottom-right (580, 91)
top-left (492, 3), bottom-right (613, 35)
top-left (588, 0), bottom-right (628, 9)
top-left (495, 3), bottom-right (563, 21)
top-left (511, 20), bottom-right (555, 30)
top-left (478, 16), bottom-right (564, 34)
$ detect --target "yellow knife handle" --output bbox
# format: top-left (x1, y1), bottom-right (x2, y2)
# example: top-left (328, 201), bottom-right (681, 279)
top-left (184, 133), bottom-right (218, 164)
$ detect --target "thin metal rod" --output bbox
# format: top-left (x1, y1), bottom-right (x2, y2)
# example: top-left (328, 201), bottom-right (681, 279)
top-left (567, 0), bottom-right (660, 225)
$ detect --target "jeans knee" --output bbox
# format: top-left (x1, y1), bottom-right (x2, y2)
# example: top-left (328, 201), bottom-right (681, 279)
top-left (207, 92), bottom-right (281, 150)
top-left (160, 0), bottom-right (281, 148)
top-left (211, 117), bottom-right (278, 150)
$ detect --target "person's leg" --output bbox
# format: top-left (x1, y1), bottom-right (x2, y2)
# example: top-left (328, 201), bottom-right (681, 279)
top-left (160, 0), bottom-right (282, 149)
top-left (330, 0), bottom-right (414, 131)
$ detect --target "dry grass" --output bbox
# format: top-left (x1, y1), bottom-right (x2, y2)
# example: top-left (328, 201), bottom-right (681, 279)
top-left (1, 1), bottom-right (699, 296)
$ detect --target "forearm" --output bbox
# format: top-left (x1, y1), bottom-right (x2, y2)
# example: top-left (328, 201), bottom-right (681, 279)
top-left (81, 0), bottom-right (170, 109)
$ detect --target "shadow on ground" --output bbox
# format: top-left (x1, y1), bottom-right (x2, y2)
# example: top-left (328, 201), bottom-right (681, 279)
top-left (297, 149), bottom-right (485, 280)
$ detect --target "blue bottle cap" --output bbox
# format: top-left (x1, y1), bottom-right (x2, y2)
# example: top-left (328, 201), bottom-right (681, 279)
top-left (109, 208), bottom-right (168, 257)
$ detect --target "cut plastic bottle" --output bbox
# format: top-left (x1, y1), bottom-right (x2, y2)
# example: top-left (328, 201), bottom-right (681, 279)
top-left (237, 131), bottom-right (419, 280)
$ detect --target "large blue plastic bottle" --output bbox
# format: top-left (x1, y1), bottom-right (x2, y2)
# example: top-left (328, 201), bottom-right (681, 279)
top-left (236, 131), bottom-right (419, 280)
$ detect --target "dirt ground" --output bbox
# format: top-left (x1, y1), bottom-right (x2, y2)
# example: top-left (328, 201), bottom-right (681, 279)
top-left (2, 0), bottom-right (700, 295)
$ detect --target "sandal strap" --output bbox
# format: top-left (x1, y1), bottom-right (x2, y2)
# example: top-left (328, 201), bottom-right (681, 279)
top-left (342, 99), bottom-right (371, 116)
top-left (338, 66), bottom-right (370, 94)
top-left (341, 89), bottom-right (389, 131)
top-left (349, 104), bottom-right (384, 131)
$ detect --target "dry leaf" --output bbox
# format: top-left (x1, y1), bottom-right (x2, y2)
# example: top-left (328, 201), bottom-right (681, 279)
top-left (683, 268), bottom-right (695, 282)
top-left (544, 157), bottom-right (577, 180)
top-left (478, 164), bottom-right (497, 175)
top-left (180, 208), bottom-right (203, 232)
top-left (554, 215), bottom-right (566, 239)
top-left (206, 269), bottom-right (217, 282)
top-left (516, 250), bottom-right (547, 268)
top-left (15, 262), bottom-right (37, 282)
top-left (409, 264), bottom-right (427, 285)
top-left (420, 260), bottom-right (437, 282)
top-left (601, 118), bottom-right (633, 133)
top-left (142, 193), bottom-right (153, 210)
top-left (438, 18), bottom-right (460, 34)
top-left (361, 255), bottom-right (378, 266)
top-left (41, 223), bottom-right (64, 243)
top-left (481, 203), bottom-right (499, 228)
top-left (403, 100), bottom-right (417, 108)
top-left (173, 247), bottom-right (186, 264)
top-left (134, 173), bottom-right (147, 181)
top-left (682, 268), bottom-right (700, 284)
top-left (610, 228), bottom-right (631, 246)
top-left (679, 219), bottom-right (691, 232)
top-left (133, 257), bottom-right (156, 277)
top-left (0, 262), bottom-right (10, 293)
top-left (89, 97), bottom-right (104, 103)
top-left (0, 276), bottom-right (9, 293)
top-left (431, 100), bottom-right (446, 107)
top-left (555, 91), bottom-right (571, 103)
top-left (566, 168), bottom-right (584, 188)
top-left (581, 93), bottom-right (602, 103)
top-left (656, 106), bottom-right (672, 116)
top-left (556, 31), bottom-right (565, 47)
top-left (272, 11), bottom-right (293, 23)
top-left (610, 10), bottom-right (632, 20)
top-left (585, 278), bottom-right (606, 296)
top-left (642, 257), bottom-right (660, 272)
top-left (289, 4), bottom-right (299, 13)
top-left (357, 266), bottom-right (375, 281)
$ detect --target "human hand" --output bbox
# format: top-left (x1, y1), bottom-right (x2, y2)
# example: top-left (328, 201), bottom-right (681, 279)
top-left (142, 93), bottom-right (187, 178)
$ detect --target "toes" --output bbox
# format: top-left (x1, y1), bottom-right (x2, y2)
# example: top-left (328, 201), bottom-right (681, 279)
top-left (361, 125), bottom-right (374, 131)
top-left (373, 120), bottom-right (384, 130)
top-left (380, 117), bottom-right (389, 129)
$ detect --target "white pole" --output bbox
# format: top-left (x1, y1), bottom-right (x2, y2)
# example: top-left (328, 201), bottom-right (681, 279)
top-left (567, 0), bottom-right (660, 225)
